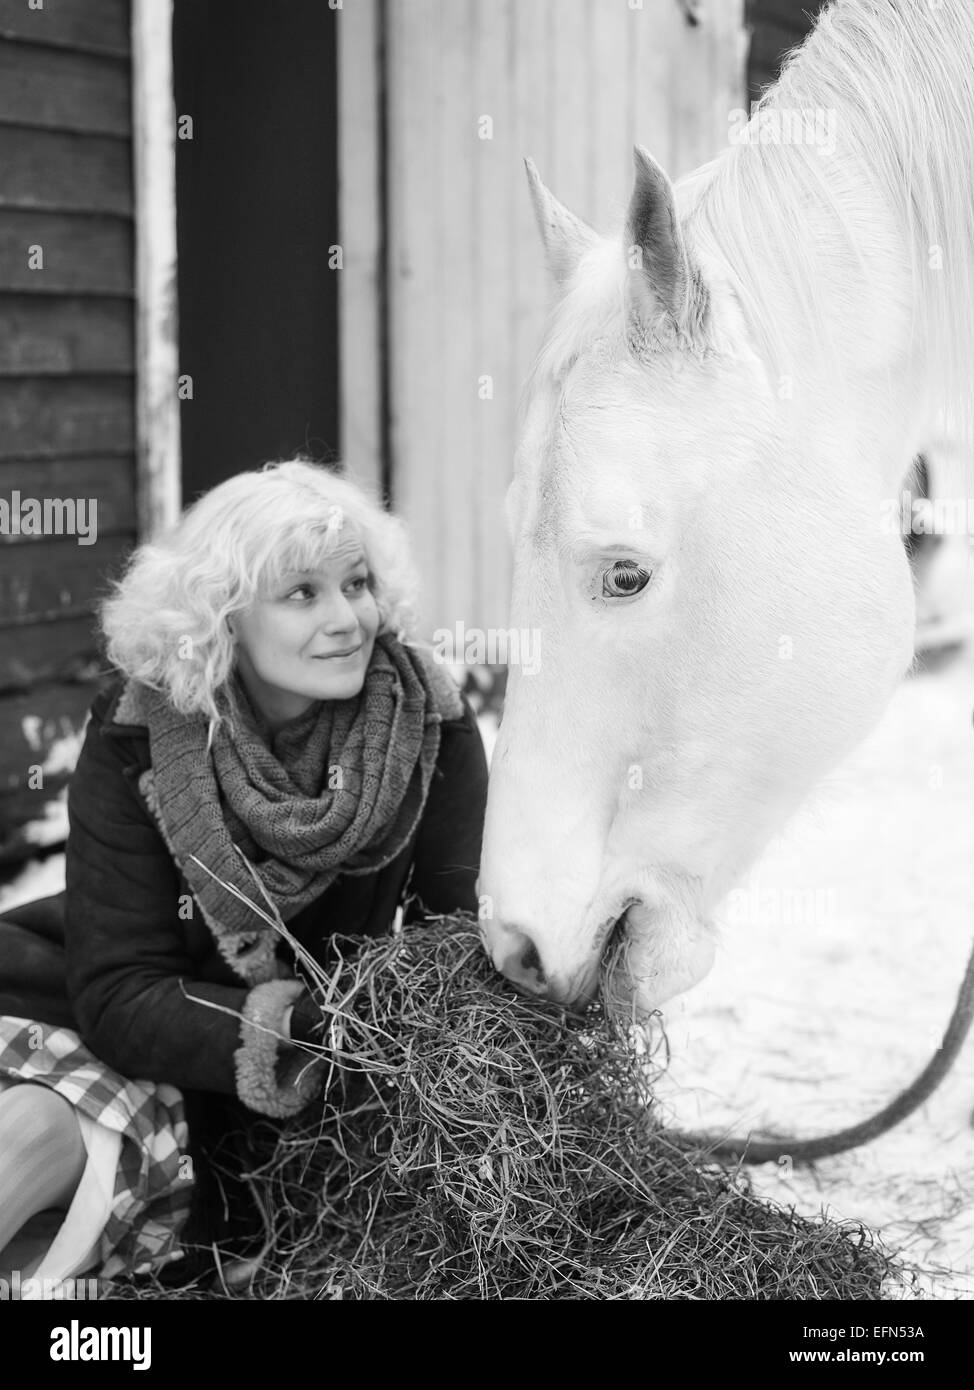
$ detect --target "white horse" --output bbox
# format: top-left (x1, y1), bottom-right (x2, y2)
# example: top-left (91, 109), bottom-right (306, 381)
top-left (479, 0), bottom-right (974, 1020)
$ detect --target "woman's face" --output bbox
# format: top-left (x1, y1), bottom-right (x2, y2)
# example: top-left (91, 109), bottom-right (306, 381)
top-left (230, 527), bottom-right (381, 727)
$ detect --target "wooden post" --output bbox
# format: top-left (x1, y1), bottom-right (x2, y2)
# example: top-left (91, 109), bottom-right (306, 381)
top-left (131, 0), bottom-right (181, 538)
top-left (338, 0), bottom-right (384, 498)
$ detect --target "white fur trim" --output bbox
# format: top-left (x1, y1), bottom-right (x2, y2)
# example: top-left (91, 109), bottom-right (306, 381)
top-left (234, 979), bottom-right (326, 1118)
top-left (112, 679), bottom-right (149, 728)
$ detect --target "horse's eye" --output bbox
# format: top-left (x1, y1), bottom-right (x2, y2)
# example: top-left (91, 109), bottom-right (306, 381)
top-left (602, 560), bottom-right (652, 598)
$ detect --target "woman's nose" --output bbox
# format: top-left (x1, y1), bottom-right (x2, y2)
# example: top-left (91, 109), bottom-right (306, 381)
top-left (320, 595), bottom-right (357, 633)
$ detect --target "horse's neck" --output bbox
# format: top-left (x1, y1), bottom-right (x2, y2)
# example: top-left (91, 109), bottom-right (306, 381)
top-left (693, 168), bottom-right (923, 495)
top-left (691, 0), bottom-right (974, 489)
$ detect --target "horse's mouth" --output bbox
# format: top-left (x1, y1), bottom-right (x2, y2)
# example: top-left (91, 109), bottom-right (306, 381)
top-left (594, 896), bottom-right (641, 950)
top-left (600, 895), bottom-right (717, 1017)
top-left (568, 900), bottom-right (636, 999)
top-left (589, 898), bottom-right (649, 1009)
top-left (606, 903), bottom-right (637, 954)
top-left (599, 897), bottom-right (689, 1020)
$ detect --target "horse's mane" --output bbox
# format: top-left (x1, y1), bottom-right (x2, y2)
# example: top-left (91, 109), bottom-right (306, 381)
top-left (688, 0), bottom-right (974, 461)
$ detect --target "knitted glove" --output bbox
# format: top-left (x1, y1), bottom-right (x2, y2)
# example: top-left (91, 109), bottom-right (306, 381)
top-left (288, 989), bottom-right (325, 1046)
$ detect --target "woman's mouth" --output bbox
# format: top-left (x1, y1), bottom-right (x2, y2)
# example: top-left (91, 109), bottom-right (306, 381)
top-left (314, 645), bottom-right (362, 660)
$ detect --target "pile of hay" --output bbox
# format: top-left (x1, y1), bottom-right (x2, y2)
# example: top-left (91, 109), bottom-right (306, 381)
top-left (108, 916), bottom-right (903, 1300)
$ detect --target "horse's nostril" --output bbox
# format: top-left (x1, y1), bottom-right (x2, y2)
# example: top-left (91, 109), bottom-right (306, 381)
top-left (519, 939), bottom-right (544, 980)
top-left (496, 928), bottom-right (547, 993)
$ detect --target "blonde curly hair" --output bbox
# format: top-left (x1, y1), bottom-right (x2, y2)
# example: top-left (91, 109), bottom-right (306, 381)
top-left (101, 459), bottom-right (420, 726)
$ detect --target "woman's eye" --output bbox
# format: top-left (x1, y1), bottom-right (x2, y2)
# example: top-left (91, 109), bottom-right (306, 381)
top-left (346, 574), bottom-right (370, 594)
top-left (602, 560), bottom-right (652, 598)
top-left (286, 584), bottom-right (315, 601)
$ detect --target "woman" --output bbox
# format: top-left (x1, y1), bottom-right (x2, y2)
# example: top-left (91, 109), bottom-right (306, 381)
top-left (0, 459), bottom-right (488, 1287)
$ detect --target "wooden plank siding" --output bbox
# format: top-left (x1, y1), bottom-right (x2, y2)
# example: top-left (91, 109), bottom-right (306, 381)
top-left (376, 0), bottom-right (747, 637)
top-left (0, 536), bottom-right (130, 625)
top-left (0, 295), bottom-right (133, 374)
top-left (0, 0), bottom-right (130, 56)
top-left (0, 3), bottom-right (136, 862)
top-left (0, 378), bottom-right (134, 456)
top-left (0, 457), bottom-right (136, 540)
top-left (0, 44), bottom-right (132, 135)
top-left (0, 210), bottom-right (133, 293)
top-left (0, 126), bottom-right (134, 215)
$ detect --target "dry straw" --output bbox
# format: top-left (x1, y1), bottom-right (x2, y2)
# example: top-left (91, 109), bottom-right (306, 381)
top-left (109, 858), bottom-right (903, 1301)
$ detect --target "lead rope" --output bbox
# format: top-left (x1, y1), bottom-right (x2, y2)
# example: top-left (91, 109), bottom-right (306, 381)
top-left (667, 935), bottom-right (974, 1165)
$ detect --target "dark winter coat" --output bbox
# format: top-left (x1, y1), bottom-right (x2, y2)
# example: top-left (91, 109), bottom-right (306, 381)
top-left (0, 675), bottom-right (489, 1119)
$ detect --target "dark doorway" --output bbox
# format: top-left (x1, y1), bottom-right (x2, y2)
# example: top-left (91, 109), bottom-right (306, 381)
top-left (172, 0), bottom-right (340, 500)
top-left (746, 0), bottom-right (825, 104)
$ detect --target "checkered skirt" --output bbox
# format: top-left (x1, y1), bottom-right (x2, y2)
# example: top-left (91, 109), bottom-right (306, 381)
top-left (0, 1015), bottom-right (194, 1278)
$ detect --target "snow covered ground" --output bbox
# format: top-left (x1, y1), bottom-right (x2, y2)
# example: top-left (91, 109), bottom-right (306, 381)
top-left (0, 852), bottom-right (66, 915)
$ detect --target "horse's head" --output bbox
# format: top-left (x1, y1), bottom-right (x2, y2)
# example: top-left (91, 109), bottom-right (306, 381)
top-left (478, 147), bottom-right (917, 1018)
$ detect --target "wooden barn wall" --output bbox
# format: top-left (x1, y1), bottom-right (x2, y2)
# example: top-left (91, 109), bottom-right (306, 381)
top-left (0, 0), bottom-right (135, 862)
top-left (345, 0), bottom-right (747, 637)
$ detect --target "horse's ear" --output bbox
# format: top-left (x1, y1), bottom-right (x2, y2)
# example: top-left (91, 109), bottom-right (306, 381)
top-left (525, 157), bottom-right (599, 286)
top-left (625, 145), bottom-right (706, 346)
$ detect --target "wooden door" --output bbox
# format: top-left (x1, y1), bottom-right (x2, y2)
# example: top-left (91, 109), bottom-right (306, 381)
top-left (172, 0), bottom-right (341, 501)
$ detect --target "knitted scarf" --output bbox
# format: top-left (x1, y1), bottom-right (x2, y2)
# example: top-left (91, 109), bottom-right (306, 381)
top-left (126, 634), bottom-right (461, 982)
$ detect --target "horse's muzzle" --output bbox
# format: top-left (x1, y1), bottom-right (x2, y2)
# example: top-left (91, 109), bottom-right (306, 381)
top-left (487, 921), bottom-right (606, 1008)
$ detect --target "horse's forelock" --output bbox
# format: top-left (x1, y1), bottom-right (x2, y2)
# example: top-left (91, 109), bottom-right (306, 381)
top-left (520, 240), bottom-right (623, 410)
top-left (519, 234), bottom-right (719, 444)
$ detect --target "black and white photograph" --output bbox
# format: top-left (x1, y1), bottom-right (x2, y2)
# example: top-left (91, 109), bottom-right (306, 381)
top-left (0, 0), bottom-right (971, 1340)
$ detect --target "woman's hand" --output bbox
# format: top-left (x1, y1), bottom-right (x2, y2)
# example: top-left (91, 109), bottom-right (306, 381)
top-left (286, 990), bottom-right (325, 1046)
